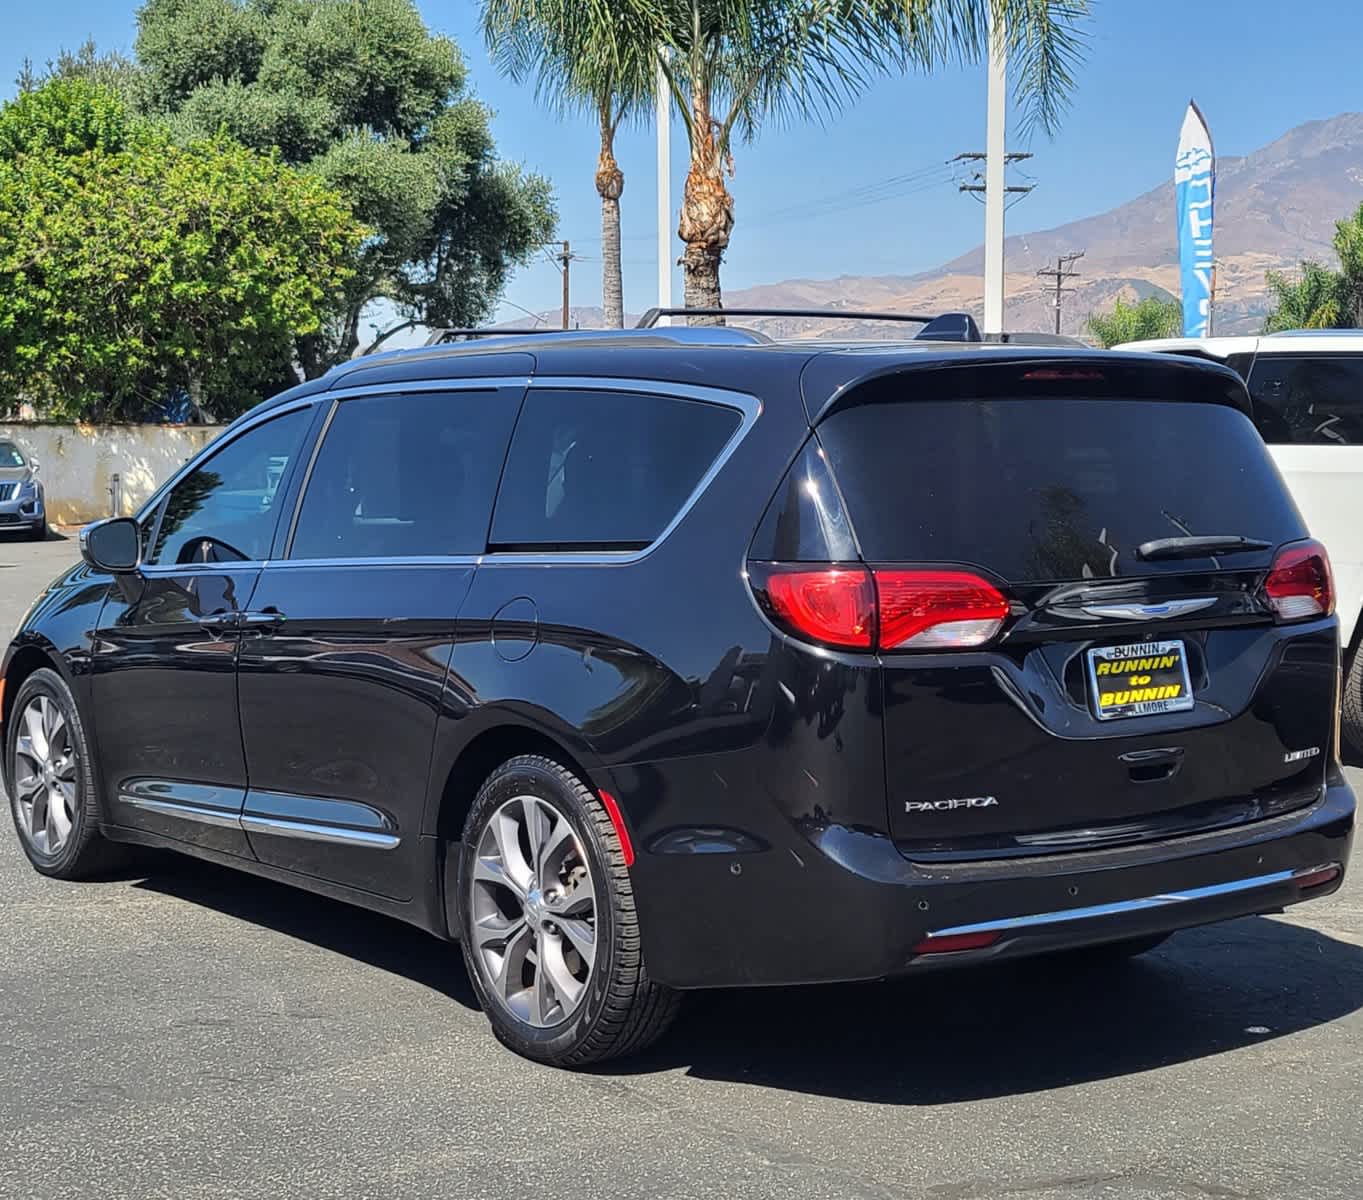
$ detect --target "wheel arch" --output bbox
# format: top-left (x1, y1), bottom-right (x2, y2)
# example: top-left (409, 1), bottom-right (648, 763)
top-left (427, 714), bottom-right (610, 939)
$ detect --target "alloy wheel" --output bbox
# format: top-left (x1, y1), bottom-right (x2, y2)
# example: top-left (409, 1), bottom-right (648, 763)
top-left (12, 695), bottom-right (78, 856)
top-left (469, 795), bottom-right (598, 1028)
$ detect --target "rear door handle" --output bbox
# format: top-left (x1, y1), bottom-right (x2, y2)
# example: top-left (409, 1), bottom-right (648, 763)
top-left (197, 611), bottom-right (242, 633)
top-left (238, 609), bottom-right (286, 629)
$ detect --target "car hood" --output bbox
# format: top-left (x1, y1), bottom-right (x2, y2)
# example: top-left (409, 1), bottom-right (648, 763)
top-left (0, 466), bottom-right (33, 483)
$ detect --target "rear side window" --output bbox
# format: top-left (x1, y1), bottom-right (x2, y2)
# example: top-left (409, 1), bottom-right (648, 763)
top-left (1247, 354), bottom-right (1363, 444)
top-left (818, 397), bottom-right (1305, 583)
top-left (490, 388), bottom-right (741, 550)
top-left (289, 390), bottom-right (519, 559)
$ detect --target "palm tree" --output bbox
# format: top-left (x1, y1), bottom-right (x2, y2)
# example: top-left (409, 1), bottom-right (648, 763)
top-left (648, 0), bottom-right (1089, 319)
top-left (481, 0), bottom-right (658, 328)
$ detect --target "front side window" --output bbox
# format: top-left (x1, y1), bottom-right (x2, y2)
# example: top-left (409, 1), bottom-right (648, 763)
top-left (1248, 354), bottom-right (1363, 444)
top-left (148, 408), bottom-right (310, 565)
top-left (289, 389), bottom-right (521, 560)
top-left (490, 388), bottom-right (741, 551)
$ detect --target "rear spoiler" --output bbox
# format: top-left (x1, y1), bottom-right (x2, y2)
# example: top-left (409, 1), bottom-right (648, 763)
top-left (802, 352), bottom-right (1254, 425)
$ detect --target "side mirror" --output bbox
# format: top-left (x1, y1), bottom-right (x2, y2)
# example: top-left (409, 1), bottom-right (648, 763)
top-left (80, 517), bottom-right (142, 574)
top-left (28, 457), bottom-right (39, 475)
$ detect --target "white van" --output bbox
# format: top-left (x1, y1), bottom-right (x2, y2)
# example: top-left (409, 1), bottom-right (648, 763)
top-left (1119, 331), bottom-right (1363, 751)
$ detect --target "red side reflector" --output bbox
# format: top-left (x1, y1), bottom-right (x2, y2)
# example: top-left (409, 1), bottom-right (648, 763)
top-left (912, 930), bottom-right (1001, 955)
top-left (598, 789), bottom-right (635, 868)
top-left (875, 570), bottom-right (1009, 650)
top-left (1295, 865), bottom-right (1340, 891)
top-left (1264, 539), bottom-right (1334, 622)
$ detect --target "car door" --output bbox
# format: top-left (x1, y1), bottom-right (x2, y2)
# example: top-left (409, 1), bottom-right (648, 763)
top-left (94, 404), bottom-right (317, 855)
top-left (235, 383), bottom-right (524, 898)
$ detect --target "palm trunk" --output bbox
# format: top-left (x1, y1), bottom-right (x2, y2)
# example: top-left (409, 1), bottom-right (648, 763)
top-left (595, 108), bottom-right (625, 329)
top-left (678, 84), bottom-right (732, 325)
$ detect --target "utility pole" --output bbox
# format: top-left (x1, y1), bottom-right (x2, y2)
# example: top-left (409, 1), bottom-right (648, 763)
top-left (982, 15), bottom-right (1007, 335)
top-left (1036, 251), bottom-right (1084, 334)
top-left (557, 240), bottom-right (571, 330)
top-left (656, 47), bottom-right (672, 325)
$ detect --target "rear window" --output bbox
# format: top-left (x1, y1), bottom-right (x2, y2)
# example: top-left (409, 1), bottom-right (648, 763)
top-left (490, 388), bottom-right (740, 550)
top-left (1246, 354), bottom-right (1363, 444)
top-left (818, 397), bottom-right (1305, 582)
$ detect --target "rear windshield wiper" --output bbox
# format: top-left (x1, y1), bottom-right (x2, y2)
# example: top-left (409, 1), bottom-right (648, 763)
top-left (1136, 535), bottom-right (1272, 561)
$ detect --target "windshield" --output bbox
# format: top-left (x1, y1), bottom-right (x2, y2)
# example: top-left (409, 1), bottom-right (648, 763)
top-left (0, 443), bottom-right (26, 468)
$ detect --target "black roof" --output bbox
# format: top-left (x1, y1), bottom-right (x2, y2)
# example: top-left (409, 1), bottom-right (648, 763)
top-left (248, 332), bottom-right (1250, 429)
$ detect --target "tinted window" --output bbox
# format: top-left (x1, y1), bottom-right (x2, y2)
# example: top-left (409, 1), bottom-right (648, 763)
top-left (290, 390), bottom-right (520, 559)
top-left (149, 408), bottom-right (310, 565)
top-left (490, 389), bottom-right (741, 550)
top-left (1248, 354), bottom-right (1363, 444)
top-left (819, 397), bottom-right (1305, 583)
top-left (0, 442), bottom-right (25, 468)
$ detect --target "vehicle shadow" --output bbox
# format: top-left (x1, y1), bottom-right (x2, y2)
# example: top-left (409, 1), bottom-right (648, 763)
top-left (134, 858), bottom-right (1363, 1106)
top-left (606, 916), bottom-right (1363, 1104)
top-left (133, 855), bottom-right (479, 1009)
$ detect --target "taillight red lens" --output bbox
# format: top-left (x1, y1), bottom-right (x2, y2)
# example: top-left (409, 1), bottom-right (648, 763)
top-left (758, 565), bottom-right (875, 649)
top-left (751, 564), bottom-right (1009, 651)
top-left (875, 570), bottom-right (1010, 649)
top-left (1264, 539), bottom-right (1334, 622)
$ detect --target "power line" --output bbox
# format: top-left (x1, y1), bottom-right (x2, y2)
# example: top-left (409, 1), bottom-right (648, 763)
top-left (1036, 250), bottom-right (1085, 334)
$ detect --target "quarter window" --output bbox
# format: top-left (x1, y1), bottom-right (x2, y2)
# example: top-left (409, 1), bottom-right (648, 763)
top-left (148, 408), bottom-right (310, 565)
top-left (490, 388), bottom-right (741, 550)
top-left (289, 390), bottom-right (521, 560)
top-left (1247, 354), bottom-right (1363, 444)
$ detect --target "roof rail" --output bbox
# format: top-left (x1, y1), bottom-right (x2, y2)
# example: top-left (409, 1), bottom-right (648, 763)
top-left (424, 327), bottom-right (573, 346)
top-left (636, 306), bottom-right (989, 343)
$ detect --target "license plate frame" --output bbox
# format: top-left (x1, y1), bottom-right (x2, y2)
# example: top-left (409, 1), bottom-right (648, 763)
top-left (1086, 638), bottom-right (1195, 722)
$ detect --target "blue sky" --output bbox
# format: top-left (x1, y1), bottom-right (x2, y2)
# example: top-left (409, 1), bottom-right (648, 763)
top-left (4, 1), bottom-right (1361, 326)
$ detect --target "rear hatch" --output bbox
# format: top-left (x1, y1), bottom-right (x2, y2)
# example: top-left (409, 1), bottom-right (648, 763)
top-left (766, 357), bottom-right (1337, 860)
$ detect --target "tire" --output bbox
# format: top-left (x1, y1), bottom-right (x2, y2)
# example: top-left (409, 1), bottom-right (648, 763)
top-left (26, 518), bottom-right (46, 542)
top-left (1061, 932), bottom-right (1172, 964)
top-left (459, 754), bottom-right (680, 1067)
top-left (6, 667), bottom-right (124, 879)
top-left (1341, 647), bottom-right (1363, 762)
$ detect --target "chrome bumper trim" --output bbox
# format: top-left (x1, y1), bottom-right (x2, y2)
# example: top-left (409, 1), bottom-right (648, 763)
top-left (923, 863), bottom-right (1338, 940)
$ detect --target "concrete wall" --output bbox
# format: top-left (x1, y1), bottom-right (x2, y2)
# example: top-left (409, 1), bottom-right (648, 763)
top-left (0, 423), bottom-right (226, 526)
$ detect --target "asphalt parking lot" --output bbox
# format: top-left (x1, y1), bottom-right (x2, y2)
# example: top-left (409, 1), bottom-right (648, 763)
top-left (0, 536), bottom-right (1360, 1200)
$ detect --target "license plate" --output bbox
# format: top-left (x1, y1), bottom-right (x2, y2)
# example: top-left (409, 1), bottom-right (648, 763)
top-left (1086, 639), bottom-right (1194, 721)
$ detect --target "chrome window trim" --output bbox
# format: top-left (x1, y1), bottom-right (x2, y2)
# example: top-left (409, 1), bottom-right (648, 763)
top-left (132, 374), bottom-right (759, 570)
top-left (240, 813), bottom-right (400, 850)
top-left (134, 395), bottom-right (321, 525)
top-left (485, 376), bottom-right (761, 566)
top-left (921, 863), bottom-right (1338, 940)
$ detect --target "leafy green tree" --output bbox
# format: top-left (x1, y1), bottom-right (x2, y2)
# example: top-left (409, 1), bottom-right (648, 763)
top-left (135, 0), bottom-right (556, 367)
top-left (480, 0), bottom-right (659, 328)
top-left (15, 39), bottom-right (143, 105)
top-left (1263, 204), bottom-right (1363, 333)
top-left (0, 83), bottom-right (364, 420)
top-left (1085, 294), bottom-right (1182, 347)
top-left (602, 0), bottom-right (1088, 318)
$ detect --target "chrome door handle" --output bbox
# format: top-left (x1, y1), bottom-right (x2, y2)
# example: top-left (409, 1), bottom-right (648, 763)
top-left (196, 611), bottom-right (241, 633)
top-left (238, 609), bottom-right (286, 629)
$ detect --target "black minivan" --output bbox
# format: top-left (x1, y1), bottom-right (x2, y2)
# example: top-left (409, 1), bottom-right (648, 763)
top-left (3, 323), bottom-right (1354, 1066)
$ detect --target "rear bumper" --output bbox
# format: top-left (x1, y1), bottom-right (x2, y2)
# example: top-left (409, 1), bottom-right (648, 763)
top-left (631, 772), bottom-right (1355, 989)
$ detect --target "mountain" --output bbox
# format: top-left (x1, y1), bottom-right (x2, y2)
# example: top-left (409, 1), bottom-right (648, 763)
top-left (720, 113), bottom-right (1363, 337)
top-left (495, 114), bottom-right (1363, 339)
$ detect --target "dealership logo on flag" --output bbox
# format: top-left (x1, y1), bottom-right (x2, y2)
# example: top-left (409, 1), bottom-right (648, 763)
top-left (1175, 101), bottom-right (1216, 337)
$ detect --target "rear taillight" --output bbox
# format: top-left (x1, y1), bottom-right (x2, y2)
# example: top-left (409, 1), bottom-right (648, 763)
top-left (1263, 539), bottom-right (1334, 622)
top-left (749, 564), bottom-right (1009, 651)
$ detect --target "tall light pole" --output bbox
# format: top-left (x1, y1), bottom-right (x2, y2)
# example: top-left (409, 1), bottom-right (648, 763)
top-left (982, 15), bottom-right (1007, 335)
top-left (656, 48), bottom-right (673, 324)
